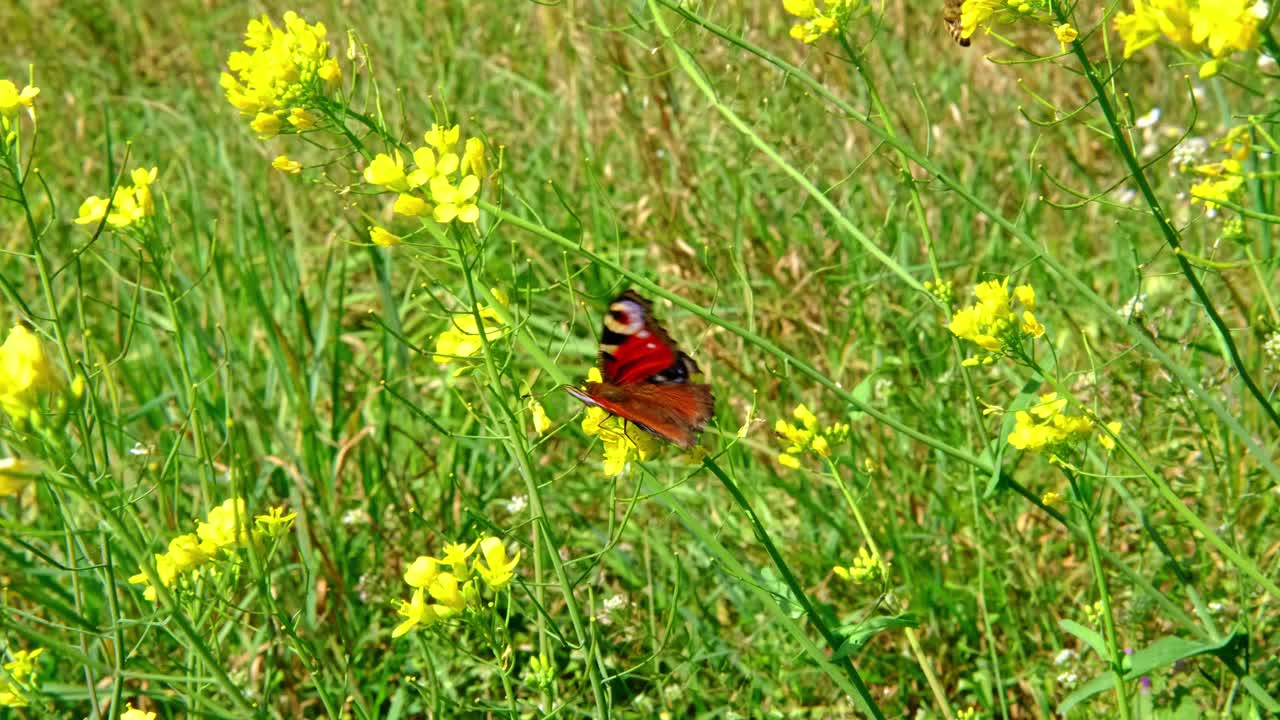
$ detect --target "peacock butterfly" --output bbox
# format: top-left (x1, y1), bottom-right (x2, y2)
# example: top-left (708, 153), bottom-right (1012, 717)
top-left (565, 290), bottom-right (714, 449)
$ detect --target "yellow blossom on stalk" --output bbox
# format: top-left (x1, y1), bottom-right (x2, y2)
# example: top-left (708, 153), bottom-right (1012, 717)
top-left (1190, 160), bottom-right (1245, 211)
top-left (197, 497), bottom-right (250, 552)
top-left (775, 402), bottom-right (850, 468)
top-left (254, 506), bottom-right (297, 536)
top-left (432, 291), bottom-right (510, 365)
top-left (391, 587), bottom-right (436, 637)
top-left (0, 457), bottom-right (38, 496)
top-left (250, 112), bottom-right (282, 138)
top-left (272, 155), bottom-right (303, 174)
top-left (364, 152), bottom-right (410, 191)
top-left (427, 572), bottom-right (467, 615)
top-left (1041, 490), bottom-right (1063, 506)
top-left (1006, 393), bottom-right (1116, 455)
top-left (438, 540), bottom-right (480, 574)
top-left (429, 174), bottom-right (480, 224)
top-left (424, 123), bottom-right (460, 153)
top-left (404, 555), bottom-right (442, 588)
top-left (165, 533), bottom-right (212, 572)
top-left (1054, 23), bottom-right (1079, 50)
top-left (833, 546), bottom-right (883, 584)
top-left (1097, 421), bottom-right (1122, 451)
top-left (287, 107), bottom-right (318, 130)
top-left (220, 12), bottom-right (340, 133)
top-left (475, 536), bottom-right (522, 590)
top-left (369, 225), bottom-right (401, 247)
top-left (74, 167), bottom-right (160, 230)
top-left (0, 323), bottom-right (60, 422)
top-left (461, 137), bottom-right (486, 176)
top-left (120, 703), bottom-right (157, 720)
top-left (529, 400), bottom-right (552, 435)
top-left (947, 278), bottom-right (1045, 365)
top-left (1114, 0), bottom-right (1196, 55)
top-left (783, 0), bottom-right (861, 43)
top-left (1189, 0), bottom-right (1260, 55)
top-left (392, 193), bottom-right (430, 217)
top-left (0, 647), bottom-right (41, 708)
top-left (0, 79), bottom-right (39, 121)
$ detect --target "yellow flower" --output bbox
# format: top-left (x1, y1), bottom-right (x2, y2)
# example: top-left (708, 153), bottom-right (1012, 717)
top-left (529, 400), bottom-right (552, 435)
top-left (581, 394), bottom-right (660, 476)
top-left (74, 196), bottom-right (111, 226)
top-left (778, 453), bottom-right (801, 469)
top-left (0, 647), bottom-right (41, 707)
top-left (1041, 490), bottom-right (1063, 506)
top-left (364, 152), bottom-right (410, 192)
top-left (1190, 173), bottom-right (1244, 210)
top-left (432, 297), bottom-right (509, 365)
top-left (404, 555), bottom-right (442, 588)
top-left (461, 137), bottom-right (486, 176)
top-left (272, 155), bottom-right (303, 174)
top-left (120, 703), bottom-right (157, 720)
top-left (438, 539), bottom-right (480, 573)
top-left (427, 571), bottom-right (467, 614)
top-left (424, 123), bottom-right (460, 153)
top-left (833, 546), bottom-right (883, 583)
top-left (287, 107), bottom-right (318, 130)
top-left (948, 277), bottom-right (1043, 362)
top-left (221, 12), bottom-right (337, 129)
top-left (73, 167), bottom-right (160, 230)
top-left (429, 174), bottom-right (481, 224)
top-left (783, 0), bottom-right (818, 17)
top-left (0, 323), bottom-right (60, 421)
top-left (1054, 22), bottom-right (1078, 49)
top-left (1008, 410), bottom-right (1065, 450)
top-left (1098, 420), bottom-right (1122, 450)
top-left (1189, 0), bottom-right (1259, 56)
top-left (1115, 0), bottom-right (1196, 57)
top-left (369, 225), bottom-right (401, 247)
top-left (254, 505), bottom-right (296, 536)
top-left (391, 587), bottom-right (435, 638)
top-left (250, 112), bottom-right (282, 138)
top-left (0, 457), bottom-right (38, 496)
top-left (392, 193), bottom-right (430, 217)
top-left (165, 533), bottom-right (212, 572)
top-left (196, 497), bottom-right (250, 552)
top-left (0, 79), bottom-right (39, 119)
top-left (475, 536), bottom-right (522, 590)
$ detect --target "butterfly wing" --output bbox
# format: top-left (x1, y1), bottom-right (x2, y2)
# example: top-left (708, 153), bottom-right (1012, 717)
top-left (598, 291), bottom-right (697, 385)
top-left (567, 382), bottom-right (714, 449)
top-left (943, 0), bottom-right (970, 46)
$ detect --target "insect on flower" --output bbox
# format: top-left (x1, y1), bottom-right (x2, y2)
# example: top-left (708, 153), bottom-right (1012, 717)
top-left (943, 0), bottom-right (971, 46)
top-left (565, 291), bottom-right (715, 449)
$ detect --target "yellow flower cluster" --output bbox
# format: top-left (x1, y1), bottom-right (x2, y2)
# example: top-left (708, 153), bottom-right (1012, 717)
top-left (74, 167), bottom-right (159, 230)
top-left (364, 124), bottom-right (487, 226)
top-left (1115, 0), bottom-right (1262, 75)
top-left (775, 403), bottom-right (850, 468)
top-left (220, 12), bottom-right (341, 138)
top-left (392, 536), bottom-right (522, 638)
top-left (947, 278), bottom-right (1045, 366)
top-left (1007, 392), bottom-right (1122, 454)
top-left (0, 323), bottom-right (61, 423)
top-left (0, 648), bottom-right (41, 708)
top-left (128, 498), bottom-right (295, 602)
top-left (432, 289), bottom-right (510, 368)
top-left (833, 546), bottom-right (883, 584)
top-left (0, 78), bottom-right (39, 126)
top-left (783, 0), bottom-right (861, 43)
top-left (579, 368), bottom-right (662, 476)
top-left (959, 0), bottom-right (1051, 42)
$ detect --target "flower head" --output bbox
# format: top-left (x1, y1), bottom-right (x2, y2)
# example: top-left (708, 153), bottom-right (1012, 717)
top-left (74, 167), bottom-right (160, 230)
top-left (784, 0), bottom-right (862, 43)
top-left (120, 703), bottom-right (157, 720)
top-left (475, 536), bottom-right (522, 590)
top-left (529, 400), bottom-right (552, 435)
top-left (0, 79), bottom-right (39, 121)
top-left (404, 555), bottom-right (442, 588)
top-left (833, 546), bottom-right (883, 584)
top-left (432, 292), bottom-right (510, 366)
top-left (369, 225), bottom-right (401, 247)
top-left (391, 587), bottom-right (435, 637)
top-left (221, 11), bottom-right (340, 131)
top-left (0, 647), bottom-right (41, 708)
top-left (0, 323), bottom-right (60, 422)
top-left (774, 402), bottom-right (849, 468)
top-left (0, 457), bottom-right (38, 497)
top-left (947, 278), bottom-right (1044, 364)
top-left (197, 497), bottom-right (251, 552)
top-left (254, 506), bottom-right (297, 537)
top-left (272, 155), bottom-right (303, 174)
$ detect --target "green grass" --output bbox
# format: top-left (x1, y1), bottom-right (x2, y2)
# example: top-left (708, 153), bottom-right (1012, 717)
top-left (1, 1), bottom-right (1278, 718)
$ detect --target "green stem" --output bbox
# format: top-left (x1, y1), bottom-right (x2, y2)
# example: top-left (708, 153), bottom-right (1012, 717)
top-left (701, 458), bottom-right (886, 720)
top-left (1062, 28), bottom-right (1280, 433)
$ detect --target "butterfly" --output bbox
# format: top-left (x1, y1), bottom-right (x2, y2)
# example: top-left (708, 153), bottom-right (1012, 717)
top-left (943, 0), bottom-right (970, 46)
top-left (564, 290), bottom-right (715, 449)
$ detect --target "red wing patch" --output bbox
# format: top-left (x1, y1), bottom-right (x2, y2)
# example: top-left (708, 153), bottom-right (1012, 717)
top-left (567, 382), bottom-right (714, 449)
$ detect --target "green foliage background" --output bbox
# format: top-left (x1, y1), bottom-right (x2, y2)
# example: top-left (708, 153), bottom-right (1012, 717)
top-left (2, 1), bottom-right (1277, 718)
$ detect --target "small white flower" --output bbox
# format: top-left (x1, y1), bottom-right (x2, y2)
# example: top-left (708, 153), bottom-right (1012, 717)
top-left (1252, 1), bottom-right (1269, 19)
top-left (504, 494), bottom-right (528, 514)
top-left (1118, 293), bottom-right (1148, 319)
top-left (129, 442), bottom-right (149, 456)
top-left (341, 507), bottom-right (371, 526)
top-left (1171, 137), bottom-right (1209, 168)
top-left (1208, 601), bottom-right (1225, 613)
top-left (1264, 332), bottom-right (1280, 360)
top-left (1112, 187), bottom-right (1138, 205)
top-left (603, 594), bottom-right (628, 612)
top-left (1259, 53), bottom-right (1278, 71)
top-left (1053, 648), bottom-right (1078, 666)
top-left (1135, 108), bottom-right (1161, 129)
top-left (1057, 670), bottom-right (1080, 688)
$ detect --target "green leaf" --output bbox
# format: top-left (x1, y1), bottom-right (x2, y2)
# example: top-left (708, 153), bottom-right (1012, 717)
top-left (1059, 619), bottom-right (1109, 661)
top-left (833, 613), bottom-right (919, 660)
top-left (1058, 630), bottom-right (1243, 716)
top-left (846, 372), bottom-right (877, 421)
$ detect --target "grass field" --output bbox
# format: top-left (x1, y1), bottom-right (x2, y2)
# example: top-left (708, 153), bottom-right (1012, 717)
top-left (2, 1), bottom-right (1278, 718)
